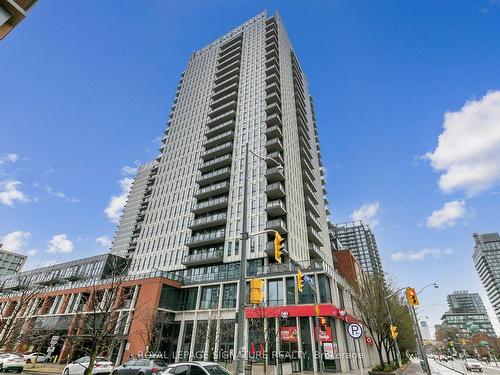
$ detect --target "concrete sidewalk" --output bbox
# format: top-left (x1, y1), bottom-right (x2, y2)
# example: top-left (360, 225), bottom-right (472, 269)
top-left (23, 364), bottom-right (65, 374)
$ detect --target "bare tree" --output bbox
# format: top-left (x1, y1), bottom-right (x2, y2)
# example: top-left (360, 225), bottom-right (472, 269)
top-left (0, 275), bottom-right (43, 350)
top-left (193, 313), bottom-right (235, 363)
top-left (134, 307), bottom-right (173, 354)
top-left (64, 257), bottom-right (136, 375)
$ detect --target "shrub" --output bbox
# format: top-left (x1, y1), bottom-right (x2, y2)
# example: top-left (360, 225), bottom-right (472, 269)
top-left (372, 364), bottom-right (384, 371)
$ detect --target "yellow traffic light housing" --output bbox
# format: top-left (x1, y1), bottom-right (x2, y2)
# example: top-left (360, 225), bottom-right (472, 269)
top-left (249, 277), bottom-right (264, 305)
top-left (390, 325), bottom-right (398, 339)
top-left (406, 287), bottom-right (420, 305)
top-left (297, 270), bottom-right (304, 292)
top-left (274, 231), bottom-right (284, 264)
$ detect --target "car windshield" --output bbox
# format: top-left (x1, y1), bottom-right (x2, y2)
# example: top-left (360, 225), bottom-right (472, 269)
top-left (153, 360), bottom-right (167, 367)
top-left (204, 365), bottom-right (232, 375)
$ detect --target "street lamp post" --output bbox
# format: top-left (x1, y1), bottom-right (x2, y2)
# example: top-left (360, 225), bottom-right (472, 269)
top-left (235, 143), bottom-right (283, 375)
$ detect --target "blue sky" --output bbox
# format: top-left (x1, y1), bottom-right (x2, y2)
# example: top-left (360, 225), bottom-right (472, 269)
top-left (1, 1), bottom-right (500, 334)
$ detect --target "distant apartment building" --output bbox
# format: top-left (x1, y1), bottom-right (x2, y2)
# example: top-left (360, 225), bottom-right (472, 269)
top-left (473, 232), bottom-right (500, 323)
top-left (0, 0), bottom-right (36, 40)
top-left (440, 290), bottom-right (496, 337)
top-left (332, 221), bottom-right (383, 275)
top-left (0, 244), bottom-right (26, 276)
top-left (110, 162), bottom-right (158, 258)
top-left (419, 321), bottom-right (432, 341)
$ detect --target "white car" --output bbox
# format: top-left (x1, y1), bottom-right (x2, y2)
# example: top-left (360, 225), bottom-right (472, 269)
top-left (464, 358), bottom-right (483, 372)
top-left (24, 352), bottom-right (49, 363)
top-left (62, 356), bottom-right (113, 375)
top-left (163, 362), bottom-right (233, 375)
top-left (0, 353), bottom-right (25, 373)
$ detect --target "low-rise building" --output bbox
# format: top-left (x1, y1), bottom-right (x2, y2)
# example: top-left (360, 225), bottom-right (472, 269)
top-left (0, 244), bottom-right (26, 276)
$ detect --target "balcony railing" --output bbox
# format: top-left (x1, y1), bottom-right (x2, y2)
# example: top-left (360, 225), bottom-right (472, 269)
top-left (196, 166), bottom-right (231, 185)
top-left (307, 226), bottom-right (324, 246)
top-left (199, 154), bottom-right (232, 173)
top-left (265, 166), bottom-right (285, 183)
top-left (266, 113), bottom-right (282, 127)
top-left (194, 181), bottom-right (230, 200)
top-left (306, 210), bottom-right (322, 231)
top-left (210, 91), bottom-right (238, 110)
top-left (206, 110), bottom-right (236, 129)
top-left (202, 142), bottom-right (233, 161)
top-left (265, 182), bottom-right (286, 199)
top-left (265, 125), bottom-right (283, 139)
top-left (205, 119), bottom-right (235, 138)
top-left (204, 130), bottom-right (234, 149)
top-left (186, 231), bottom-right (225, 248)
top-left (189, 213), bottom-right (227, 231)
top-left (208, 101), bottom-right (238, 119)
top-left (265, 138), bottom-right (283, 152)
top-left (212, 82), bottom-right (239, 101)
top-left (266, 151), bottom-right (284, 167)
top-left (214, 67), bottom-right (240, 85)
top-left (192, 196), bottom-right (228, 214)
top-left (182, 249), bottom-right (224, 267)
top-left (266, 219), bottom-right (287, 235)
top-left (265, 200), bottom-right (287, 217)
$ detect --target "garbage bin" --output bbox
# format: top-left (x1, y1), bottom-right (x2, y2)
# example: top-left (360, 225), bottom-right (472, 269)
top-left (291, 359), bottom-right (301, 373)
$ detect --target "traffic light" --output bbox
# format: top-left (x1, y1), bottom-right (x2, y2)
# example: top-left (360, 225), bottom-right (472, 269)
top-left (390, 325), bottom-right (398, 339)
top-left (461, 338), bottom-right (467, 347)
top-left (274, 231), bottom-right (284, 264)
top-left (297, 270), bottom-right (304, 292)
top-left (249, 277), bottom-right (264, 305)
top-left (406, 287), bottom-right (419, 305)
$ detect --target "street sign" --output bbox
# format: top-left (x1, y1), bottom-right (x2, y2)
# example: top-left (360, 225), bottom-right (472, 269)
top-left (280, 310), bottom-right (289, 319)
top-left (365, 337), bottom-right (374, 345)
top-left (303, 275), bottom-right (313, 287)
top-left (50, 336), bottom-right (59, 346)
top-left (338, 309), bottom-right (347, 318)
top-left (347, 322), bottom-right (363, 339)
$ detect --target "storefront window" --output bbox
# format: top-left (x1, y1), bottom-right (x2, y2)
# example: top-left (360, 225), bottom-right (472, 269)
top-left (318, 275), bottom-right (332, 303)
top-left (298, 281), bottom-right (315, 304)
top-left (268, 279), bottom-right (284, 306)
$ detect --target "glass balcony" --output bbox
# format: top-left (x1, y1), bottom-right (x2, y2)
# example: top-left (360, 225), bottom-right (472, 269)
top-left (265, 124), bottom-right (283, 139)
top-left (265, 48), bottom-right (279, 61)
top-left (265, 73), bottom-right (280, 86)
top-left (208, 100), bottom-right (238, 119)
top-left (266, 81), bottom-right (281, 96)
top-left (308, 243), bottom-right (323, 259)
top-left (206, 110), bottom-right (236, 128)
top-left (210, 91), bottom-right (238, 110)
top-left (304, 195), bottom-right (320, 217)
top-left (265, 41), bottom-right (279, 53)
top-left (216, 54), bottom-right (241, 71)
top-left (192, 196), bottom-right (229, 214)
top-left (306, 210), bottom-right (322, 231)
top-left (303, 182), bottom-right (317, 200)
top-left (266, 151), bottom-right (284, 167)
top-left (307, 226), bottom-right (324, 246)
top-left (204, 130), bottom-right (234, 149)
top-left (265, 65), bottom-right (280, 78)
top-left (220, 36), bottom-right (242, 52)
top-left (205, 119), bottom-right (235, 138)
top-left (265, 182), bottom-right (286, 199)
top-left (182, 249), bottom-right (224, 267)
top-left (216, 59), bottom-right (240, 77)
top-left (265, 166), bottom-right (285, 183)
top-left (266, 219), bottom-right (287, 235)
top-left (219, 42), bottom-right (242, 58)
top-left (212, 82), bottom-right (238, 101)
top-left (265, 138), bottom-right (283, 152)
top-left (199, 154), bottom-right (232, 173)
top-left (302, 168), bottom-right (315, 186)
top-left (196, 166), bottom-right (231, 185)
top-left (194, 181), bottom-right (230, 200)
top-left (213, 75), bottom-right (239, 93)
top-left (202, 142), bottom-right (233, 161)
top-left (266, 92), bottom-right (281, 106)
top-left (189, 213), bottom-right (227, 231)
top-left (266, 56), bottom-right (280, 69)
top-left (214, 67), bottom-right (240, 85)
top-left (265, 200), bottom-right (287, 217)
top-left (266, 113), bottom-right (282, 127)
top-left (186, 230), bottom-right (225, 248)
top-left (300, 136), bottom-right (312, 151)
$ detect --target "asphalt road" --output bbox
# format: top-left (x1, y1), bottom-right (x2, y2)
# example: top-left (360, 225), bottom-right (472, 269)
top-left (432, 358), bottom-right (500, 375)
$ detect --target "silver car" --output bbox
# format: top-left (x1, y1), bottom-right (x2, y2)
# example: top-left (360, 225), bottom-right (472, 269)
top-left (112, 359), bottom-right (168, 375)
top-left (163, 362), bottom-right (232, 375)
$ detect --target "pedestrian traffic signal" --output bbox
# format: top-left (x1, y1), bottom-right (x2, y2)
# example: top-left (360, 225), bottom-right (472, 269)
top-left (390, 325), bottom-right (398, 339)
top-left (274, 231), bottom-right (284, 264)
top-left (297, 270), bottom-right (304, 292)
top-left (406, 287), bottom-right (419, 305)
top-left (249, 277), bottom-right (264, 304)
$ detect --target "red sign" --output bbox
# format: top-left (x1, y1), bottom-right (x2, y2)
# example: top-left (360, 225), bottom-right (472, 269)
top-left (365, 336), bottom-right (374, 345)
top-left (280, 326), bottom-right (298, 342)
top-left (315, 327), bottom-right (333, 342)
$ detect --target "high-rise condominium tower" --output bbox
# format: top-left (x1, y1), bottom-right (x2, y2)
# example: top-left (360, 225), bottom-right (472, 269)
top-left (125, 11), bottom-right (332, 278)
top-left (473, 232), bottom-right (500, 322)
top-left (332, 221), bottom-right (383, 275)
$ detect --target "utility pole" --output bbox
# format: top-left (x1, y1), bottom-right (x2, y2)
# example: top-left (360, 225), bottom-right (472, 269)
top-left (383, 297), bottom-right (402, 367)
top-left (235, 143), bottom-right (250, 375)
top-left (409, 305), bottom-right (431, 375)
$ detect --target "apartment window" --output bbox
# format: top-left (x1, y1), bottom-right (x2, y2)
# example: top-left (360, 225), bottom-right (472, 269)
top-left (179, 288), bottom-right (198, 310)
top-left (268, 279), bottom-right (284, 306)
top-left (222, 284), bottom-right (237, 308)
top-left (286, 277), bottom-right (296, 305)
top-left (318, 275), bottom-right (332, 303)
top-left (200, 285), bottom-right (220, 309)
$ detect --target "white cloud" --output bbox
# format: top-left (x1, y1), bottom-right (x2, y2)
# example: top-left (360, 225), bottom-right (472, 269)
top-left (96, 236), bottom-right (112, 249)
top-left (391, 248), bottom-right (453, 261)
top-left (0, 180), bottom-right (30, 206)
top-left (426, 200), bottom-right (468, 229)
top-left (47, 234), bottom-right (73, 254)
top-left (1, 231), bottom-right (31, 251)
top-left (0, 154), bottom-right (18, 164)
top-left (104, 177), bottom-right (133, 223)
top-left (43, 185), bottom-right (79, 203)
top-left (351, 202), bottom-right (381, 227)
top-left (425, 90), bottom-right (500, 196)
top-left (121, 165), bottom-right (138, 176)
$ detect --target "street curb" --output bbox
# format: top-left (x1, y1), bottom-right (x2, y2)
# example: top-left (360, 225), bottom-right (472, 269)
top-left (433, 360), bottom-right (466, 375)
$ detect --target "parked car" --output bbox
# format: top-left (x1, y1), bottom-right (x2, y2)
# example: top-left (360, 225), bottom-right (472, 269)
top-left (112, 358), bottom-right (168, 375)
top-left (465, 358), bottom-right (483, 372)
top-left (162, 362), bottom-right (232, 375)
top-left (0, 353), bottom-right (25, 372)
top-left (24, 352), bottom-right (49, 363)
top-left (62, 356), bottom-right (113, 375)
top-left (439, 355), bottom-right (448, 361)
top-left (447, 356), bottom-right (454, 361)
